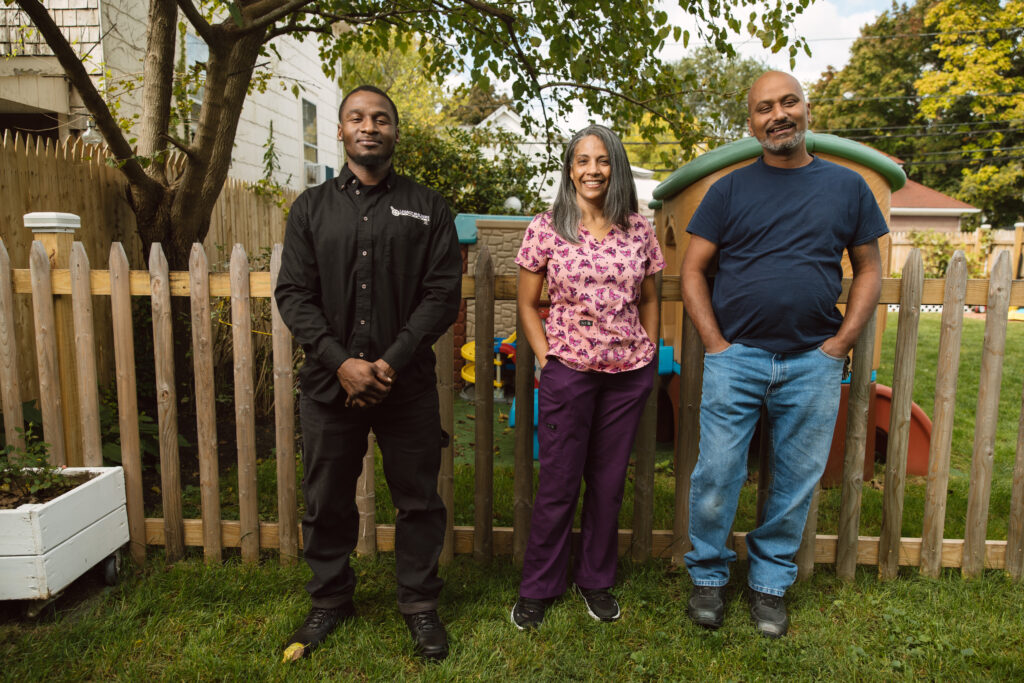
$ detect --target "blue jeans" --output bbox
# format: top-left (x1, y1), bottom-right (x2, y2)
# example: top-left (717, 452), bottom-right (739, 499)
top-left (685, 342), bottom-right (844, 596)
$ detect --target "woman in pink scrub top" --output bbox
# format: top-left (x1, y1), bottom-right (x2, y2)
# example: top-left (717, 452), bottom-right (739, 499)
top-left (510, 125), bottom-right (664, 630)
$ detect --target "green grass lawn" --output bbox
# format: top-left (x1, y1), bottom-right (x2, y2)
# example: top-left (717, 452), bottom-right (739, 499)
top-left (1, 551), bottom-right (1021, 681)
top-left (24, 312), bottom-right (1015, 680)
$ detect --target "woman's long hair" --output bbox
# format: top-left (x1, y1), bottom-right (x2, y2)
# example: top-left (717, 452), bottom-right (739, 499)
top-left (550, 124), bottom-right (638, 244)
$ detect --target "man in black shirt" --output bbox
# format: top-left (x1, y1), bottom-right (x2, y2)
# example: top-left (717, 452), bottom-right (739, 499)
top-left (276, 85), bottom-right (462, 662)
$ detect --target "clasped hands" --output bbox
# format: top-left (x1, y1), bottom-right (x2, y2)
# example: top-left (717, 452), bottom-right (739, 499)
top-left (337, 358), bottom-right (396, 408)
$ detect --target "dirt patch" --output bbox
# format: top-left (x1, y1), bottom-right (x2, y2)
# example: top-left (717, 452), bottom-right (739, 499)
top-left (0, 471), bottom-right (97, 509)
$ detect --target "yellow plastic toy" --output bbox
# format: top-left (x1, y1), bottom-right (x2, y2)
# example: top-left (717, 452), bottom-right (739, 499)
top-left (460, 341), bottom-right (503, 387)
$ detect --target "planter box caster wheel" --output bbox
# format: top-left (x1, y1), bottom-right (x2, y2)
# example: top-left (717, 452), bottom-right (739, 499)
top-left (102, 551), bottom-right (122, 587)
top-left (24, 594), bottom-right (59, 619)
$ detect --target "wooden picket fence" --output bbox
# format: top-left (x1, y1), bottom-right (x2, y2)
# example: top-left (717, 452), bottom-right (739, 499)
top-left (0, 131), bottom-right (297, 406)
top-left (1, 238), bottom-right (1023, 583)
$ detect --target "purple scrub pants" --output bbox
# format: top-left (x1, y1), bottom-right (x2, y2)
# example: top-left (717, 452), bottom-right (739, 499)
top-left (519, 358), bottom-right (656, 599)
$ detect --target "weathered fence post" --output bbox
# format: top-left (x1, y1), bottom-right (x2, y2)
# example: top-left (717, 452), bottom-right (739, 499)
top-left (436, 326), bottom-right (456, 565)
top-left (27, 213), bottom-right (81, 464)
top-left (512, 309), bottom-right (535, 565)
top-left (796, 483), bottom-right (821, 580)
top-left (1008, 370), bottom-right (1024, 581)
top-left (230, 244), bottom-right (260, 563)
top-left (270, 244), bottom-right (298, 564)
top-left (474, 247), bottom-right (495, 562)
top-left (149, 244), bottom-right (184, 562)
top-left (28, 241), bottom-right (64, 466)
top-left (69, 243), bottom-right (102, 465)
top-left (879, 249), bottom-right (923, 580)
top-left (674, 311), bottom-right (703, 564)
top-left (836, 312), bottom-right (877, 580)
top-left (109, 243), bottom-right (145, 564)
top-left (1012, 223), bottom-right (1023, 279)
top-left (189, 244), bottom-right (222, 564)
top-left (356, 432), bottom-right (377, 556)
top-left (0, 239), bottom-right (24, 451)
top-left (632, 271), bottom-right (662, 562)
top-left (920, 252), bottom-right (967, 578)
top-left (963, 251), bottom-right (1012, 578)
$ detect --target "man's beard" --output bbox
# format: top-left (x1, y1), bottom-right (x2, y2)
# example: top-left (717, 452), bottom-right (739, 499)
top-left (347, 149), bottom-right (391, 168)
top-left (758, 127), bottom-right (806, 153)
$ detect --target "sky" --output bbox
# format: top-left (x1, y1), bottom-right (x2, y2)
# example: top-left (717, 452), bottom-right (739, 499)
top-left (659, 0), bottom-right (894, 86)
top-left (550, 0), bottom-right (895, 132)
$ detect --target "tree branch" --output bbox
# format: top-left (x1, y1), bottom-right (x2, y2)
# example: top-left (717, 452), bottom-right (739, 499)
top-left (265, 19), bottom-right (333, 41)
top-left (539, 81), bottom-right (670, 119)
top-left (456, 0), bottom-right (516, 24)
top-left (237, 0), bottom-right (318, 35)
top-left (161, 133), bottom-right (197, 160)
top-left (175, 0), bottom-right (215, 44)
top-left (13, 0), bottom-right (157, 192)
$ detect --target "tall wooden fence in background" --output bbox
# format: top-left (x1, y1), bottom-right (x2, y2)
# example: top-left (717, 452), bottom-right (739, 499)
top-left (1, 238), bottom-right (1023, 582)
top-left (0, 131), bottom-right (297, 403)
top-left (889, 227), bottom-right (1024, 277)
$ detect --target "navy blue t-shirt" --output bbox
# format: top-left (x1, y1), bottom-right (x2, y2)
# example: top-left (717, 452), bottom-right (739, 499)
top-left (686, 156), bottom-right (889, 354)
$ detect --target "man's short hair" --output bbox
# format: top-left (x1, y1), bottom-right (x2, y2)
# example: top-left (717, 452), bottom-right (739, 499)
top-left (339, 85), bottom-right (399, 128)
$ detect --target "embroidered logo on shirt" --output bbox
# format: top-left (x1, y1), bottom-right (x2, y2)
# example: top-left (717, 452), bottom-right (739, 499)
top-left (578, 320), bottom-right (594, 327)
top-left (390, 205), bottom-right (430, 225)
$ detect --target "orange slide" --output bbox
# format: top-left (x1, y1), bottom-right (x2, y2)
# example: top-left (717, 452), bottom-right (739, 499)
top-left (821, 383), bottom-right (933, 487)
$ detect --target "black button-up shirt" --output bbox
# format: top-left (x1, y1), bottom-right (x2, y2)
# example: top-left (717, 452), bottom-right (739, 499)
top-left (275, 164), bottom-right (462, 402)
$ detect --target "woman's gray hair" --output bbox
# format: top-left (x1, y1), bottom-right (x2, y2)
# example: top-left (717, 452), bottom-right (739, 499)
top-left (550, 124), bottom-right (638, 244)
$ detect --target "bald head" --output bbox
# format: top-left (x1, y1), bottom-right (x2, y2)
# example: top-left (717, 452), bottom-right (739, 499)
top-left (746, 71), bottom-right (812, 163)
top-left (747, 71), bottom-right (806, 114)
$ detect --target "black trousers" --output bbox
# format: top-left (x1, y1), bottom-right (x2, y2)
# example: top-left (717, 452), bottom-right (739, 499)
top-left (299, 386), bottom-right (446, 614)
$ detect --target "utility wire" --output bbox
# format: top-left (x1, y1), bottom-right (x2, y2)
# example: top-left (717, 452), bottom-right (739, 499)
top-left (811, 91), bottom-right (1024, 103)
top-left (663, 26), bottom-right (1023, 48)
top-left (817, 120), bottom-right (1014, 133)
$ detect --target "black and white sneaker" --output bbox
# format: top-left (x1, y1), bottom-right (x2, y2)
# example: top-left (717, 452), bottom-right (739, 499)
top-left (511, 597), bottom-right (552, 630)
top-left (575, 585), bottom-right (621, 622)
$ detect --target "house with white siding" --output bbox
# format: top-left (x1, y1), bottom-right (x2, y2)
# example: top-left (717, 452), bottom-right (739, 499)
top-left (0, 0), bottom-right (341, 190)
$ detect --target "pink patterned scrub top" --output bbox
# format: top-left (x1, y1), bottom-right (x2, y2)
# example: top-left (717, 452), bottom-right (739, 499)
top-left (515, 211), bottom-right (665, 373)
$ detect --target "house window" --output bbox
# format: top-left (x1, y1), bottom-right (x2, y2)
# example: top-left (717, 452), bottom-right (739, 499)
top-left (302, 99), bottom-right (318, 163)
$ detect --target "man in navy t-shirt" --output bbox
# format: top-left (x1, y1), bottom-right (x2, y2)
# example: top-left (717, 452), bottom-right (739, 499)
top-left (681, 71), bottom-right (887, 638)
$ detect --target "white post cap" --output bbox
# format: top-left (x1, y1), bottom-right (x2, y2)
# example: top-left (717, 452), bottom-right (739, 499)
top-left (24, 212), bottom-right (81, 233)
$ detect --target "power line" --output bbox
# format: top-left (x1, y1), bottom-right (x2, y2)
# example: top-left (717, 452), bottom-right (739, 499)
top-left (663, 26), bottom-right (1023, 48)
top-left (904, 155), bottom-right (1024, 167)
top-left (838, 129), bottom-right (1017, 142)
top-left (818, 120), bottom-right (1009, 134)
top-left (902, 145), bottom-right (1024, 158)
top-left (810, 91), bottom-right (1024, 103)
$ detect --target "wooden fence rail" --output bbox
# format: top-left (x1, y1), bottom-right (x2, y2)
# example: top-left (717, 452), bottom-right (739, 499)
top-left (1, 239), bottom-right (1023, 582)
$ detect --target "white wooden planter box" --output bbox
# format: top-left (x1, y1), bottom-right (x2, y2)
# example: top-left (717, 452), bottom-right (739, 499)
top-left (0, 467), bottom-right (129, 600)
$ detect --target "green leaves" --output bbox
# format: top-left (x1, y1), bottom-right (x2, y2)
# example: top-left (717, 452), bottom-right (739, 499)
top-left (393, 123), bottom-right (547, 216)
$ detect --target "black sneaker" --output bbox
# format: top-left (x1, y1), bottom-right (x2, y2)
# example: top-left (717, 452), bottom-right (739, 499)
top-left (403, 609), bottom-right (449, 661)
top-left (688, 585), bottom-right (726, 630)
top-left (511, 596), bottom-right (552, 630)
top-left (575, 586), bottom-right (621, 622)
top-left (282, 603), bottom-right (355, 662)
top-left (748, 589), bottom-right (788, 638)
